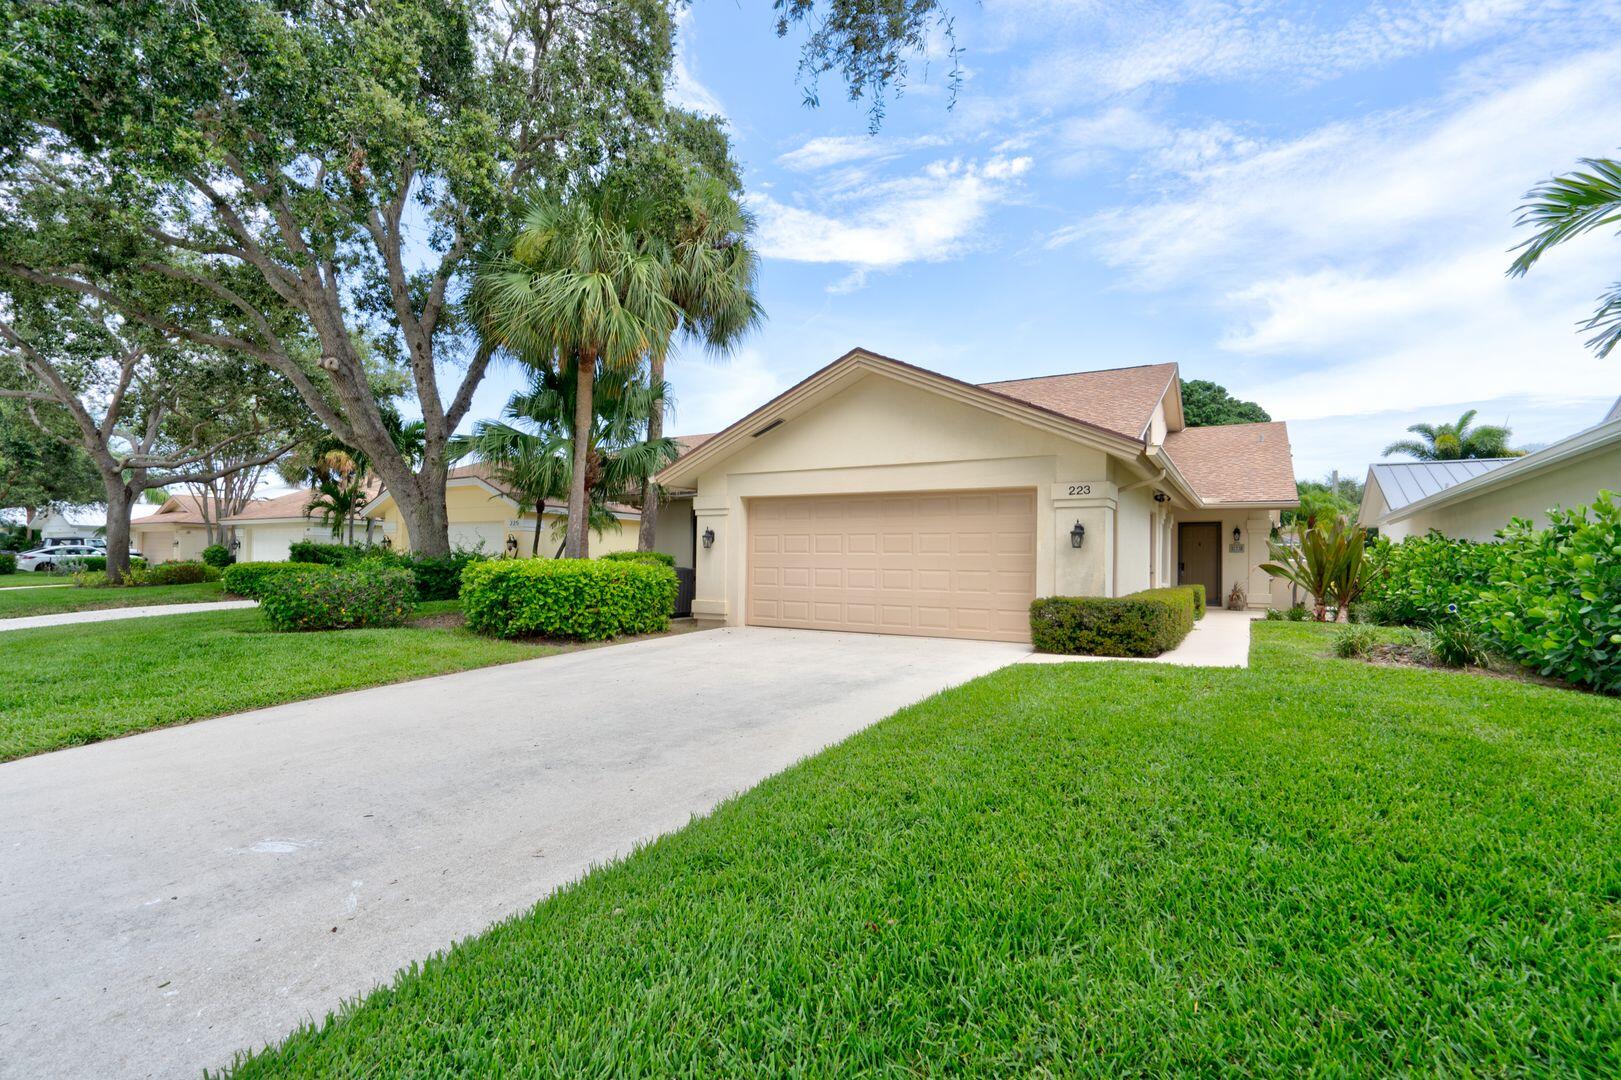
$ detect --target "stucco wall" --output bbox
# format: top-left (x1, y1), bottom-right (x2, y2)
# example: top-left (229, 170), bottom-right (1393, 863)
top-left (688, 372), bottom-right (1134, 623)
top-left (1391, 444), bottom-right (1619, 541)
top-left (1114, 485), bottom-right (1155, 595)
top-left (1172, 510), bottom-right (1277, 609)
top-left (652, 498), bottom-right (696, 568)
top-left (131, 524), bottom-right (209, 564)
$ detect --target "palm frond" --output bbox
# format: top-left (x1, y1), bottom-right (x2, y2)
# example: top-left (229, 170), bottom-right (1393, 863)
top-left (1509, 157), bottom-right (1621, 277)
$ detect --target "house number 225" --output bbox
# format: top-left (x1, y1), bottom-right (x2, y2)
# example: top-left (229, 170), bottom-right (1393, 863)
top-left (1067, 484), bottom-right (1092, 496)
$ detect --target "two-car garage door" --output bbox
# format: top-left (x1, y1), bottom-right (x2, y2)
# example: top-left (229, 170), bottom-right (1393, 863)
top-left (746, 489), bottom-right (1036, 642)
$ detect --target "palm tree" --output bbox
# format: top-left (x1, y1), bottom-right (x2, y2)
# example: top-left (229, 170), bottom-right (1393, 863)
top-left (636, 176), bottom-right (763, 551)
top-left (303, 450), bottom-right (366, 543)
top-left (474, 188), bottom-right (680, 558)
top-left (1509, 157), bottom-right (1621, 357)
top-left (1381, 410), bottom-right (1522, 461)
top-left (450, 360), bottom-right (678, 556)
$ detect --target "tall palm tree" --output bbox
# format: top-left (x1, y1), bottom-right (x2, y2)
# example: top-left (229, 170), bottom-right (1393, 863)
top-left (1510, 157), bottom-right (1621, 357)
top-left (636, 177), bottom-right (763, 551)
top-left (450, 359), bottom-right (678, 556)
top-left (1381, 410), bottom-right (1522, 461)
top-left (474, 188), bottom-right (679, 558)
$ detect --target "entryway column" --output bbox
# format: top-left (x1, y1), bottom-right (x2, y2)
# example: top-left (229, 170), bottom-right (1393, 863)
top-left (692, 500), bottom-right (730, 620)
top-left (1050, 482), bottom-right (1116, 597)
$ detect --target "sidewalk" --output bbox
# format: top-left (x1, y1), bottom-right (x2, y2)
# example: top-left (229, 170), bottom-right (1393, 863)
top-left (0, 600), bottom-right (256, 633)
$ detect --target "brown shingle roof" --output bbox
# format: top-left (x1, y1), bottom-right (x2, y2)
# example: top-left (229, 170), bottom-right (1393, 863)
top-left (1162, 422), bottom-right (1297, 505)
top-left (224, 489), bottom-right (319, 521)
top-left (138, 494), bottom-right (210, 526)
top-left (978, 363), bottom-right (1179, 440)
top-left (447, 461), bottom-right (640, 517)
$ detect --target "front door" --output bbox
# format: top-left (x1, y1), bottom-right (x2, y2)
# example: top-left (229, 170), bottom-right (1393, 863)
top-left (1178, 522), bottom-right (1221, 600)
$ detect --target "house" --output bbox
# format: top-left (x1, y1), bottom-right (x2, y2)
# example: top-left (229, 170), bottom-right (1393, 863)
top-left (652, 348), bottom-right (1298, 643)
top-left (1358, 399), bottom-right (1621, 541)
top-left (130, 495), bottom-right (213, 562)
top-left (361, 462), bottom-right (643, 558)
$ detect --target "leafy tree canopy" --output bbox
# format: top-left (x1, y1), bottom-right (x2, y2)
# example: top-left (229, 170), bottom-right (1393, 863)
top-left (1180, 379), bottom-right (1272, 427)
top-left (0, 398), bottom-right (102, 513)
top-left (1382, 409), bottom-right (1522, 461)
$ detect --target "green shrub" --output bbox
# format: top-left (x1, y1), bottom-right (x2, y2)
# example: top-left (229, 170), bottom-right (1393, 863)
top-left (462, 558), bottom-right (677, 641)
top-left (1184, 583), bottom-right (1206, 619)
top-left (1133, 585), bottom-right (1203, 622)
top-left (201, 543), bottom-right (235, 568)
top-left (599, 550), bottom-right (677, 567)
top-left (1331, 624), bottom-right (1381, 659)
top-left (79, 555), bottom-right (145, 573)
top-left (0, 552), bottom-right (14, 575)
top-left (1264, 608), bottom-right (1284, 621)
top-left (1285, 605), bottom-right (1309, 622)
top-left (143, 561), bottom-right (209, 585)
top-left (222, 560), bottom-right (333, 600)
top-left (403, 551), bottom-right (484, 601)
top-left (1029, 590), bottom-right (1194, 657)
top-left (288, 539), bottom-right (365, 566)
top-left (258, 566), bottom-right (417, 631)
top-left (1427, 618), bottom-right (1492, 669)
top-left (1475, 494), bottom-right (1621, 692)
top-left (1362, 532), bottom-right (1496, 627)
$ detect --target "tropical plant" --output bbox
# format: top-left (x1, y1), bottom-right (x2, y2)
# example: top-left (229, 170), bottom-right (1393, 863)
top-left (1509, 157), bottom-right (1621, 357)
top-left (1382, 410), bottom-right (1522, 461)
top-left (450, 361), bottom-right (680, 557)
top-left (636, 176), bottom-right (763, 552)
top-left (303, 451), bottom-right (367, 544)
top-left (1260, 517), bottom-right (1377, 622)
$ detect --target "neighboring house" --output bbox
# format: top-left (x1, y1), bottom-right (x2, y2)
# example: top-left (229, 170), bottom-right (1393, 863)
top-left (653, 348), bottom-right (1299, 643)
top-left (130, 495), bottom-right (213, 563)
top-left (1359, 402), bottom-right (1621, 541)
top-left (29, 508), bottom-right (109, 547)
top-left (361, 462), bottom-right (643, 558)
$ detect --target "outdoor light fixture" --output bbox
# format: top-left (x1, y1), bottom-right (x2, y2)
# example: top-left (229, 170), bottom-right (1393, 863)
top-left (229, 536), bottom-right (241, 553)
top-left (381, 536), bottom-right (393, 551)
top-left (1153, 491), bottom-right (1170, 504)
top-left (701, 527), bottom-right (716, 549)
top-left (504, 534), bottom-right (519, 558)
top-left (1070, 521), bottom-right (1086, 548)
top-left (1232, 526), bottom-right (1242, 545)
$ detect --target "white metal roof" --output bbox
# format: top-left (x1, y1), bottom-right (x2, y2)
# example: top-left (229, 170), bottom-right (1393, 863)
top-left (1367, 459), bottom-right (1516, 512)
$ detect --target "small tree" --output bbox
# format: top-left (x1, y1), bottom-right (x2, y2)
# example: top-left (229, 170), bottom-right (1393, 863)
top-left (1180, 380), bottom-right (1271, 427)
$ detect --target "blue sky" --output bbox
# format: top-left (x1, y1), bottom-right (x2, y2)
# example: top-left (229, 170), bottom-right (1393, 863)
top-left (463, 0), bottom-right (1621, 482)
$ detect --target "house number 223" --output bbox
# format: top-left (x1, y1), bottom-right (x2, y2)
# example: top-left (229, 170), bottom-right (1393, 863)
top-left (1067, 484), bottom-right (1092, 496)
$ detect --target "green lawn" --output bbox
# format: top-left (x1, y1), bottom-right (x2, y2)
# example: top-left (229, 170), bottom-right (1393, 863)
top-left (0, 579), bottom-right (226, 617)
top-left (0, 574), bottom-right (74, 588)
top-left (0, 607), bottom-right (553, 761)
top-left (222, 623), bottom-right (1620, 1077)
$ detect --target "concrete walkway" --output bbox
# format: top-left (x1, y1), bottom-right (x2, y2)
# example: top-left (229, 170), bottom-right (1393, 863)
top-left (1020, 607), bottom-right (1261, 668)
top-left (0, 582), bottom-right (73, 590)
top-left (0, 599), bottom-right (255, 632)
top-left (0, 626), bottom-right (1025, 1079)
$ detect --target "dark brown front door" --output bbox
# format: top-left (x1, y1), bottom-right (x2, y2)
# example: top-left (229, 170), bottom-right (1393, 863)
top-left (1178, 522), bottom-right (1221, 599)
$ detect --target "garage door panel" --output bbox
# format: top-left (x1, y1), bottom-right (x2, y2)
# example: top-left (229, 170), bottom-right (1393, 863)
top-left (748, 489), bottom-right (1035, 643)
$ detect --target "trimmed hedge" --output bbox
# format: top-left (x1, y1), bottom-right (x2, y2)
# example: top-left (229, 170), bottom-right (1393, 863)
top-left (258, 566), bottom-right (417, 631)
top-left (79, 555), bottom-right (147, 573)
top-left (288, 540), bottom-right (364, 565)
top-left (405, 551), bottom-right (484, 601)
top-left (0, 552), bottom-right (15, 574)
top-left (222, 560), bottom-right (333, 600)
top-left (1029, 587), bottom-right (1197, 657)
top-left (1134, 585), bottom-right (1205, 621)
top-left (201, 543), bottom-right (235, 568)
top-left (462, 558), bottom-right (677, 641)
top-left (599, 550), bottom-right (677, 567)
top-left (143, 561), bottom-right (210, 585)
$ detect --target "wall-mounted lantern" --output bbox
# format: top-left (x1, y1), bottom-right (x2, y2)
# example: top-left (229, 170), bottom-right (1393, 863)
top-left (1153, 491), bottom-right (1170, 504)
top-left (505, 533), bottom-right (519, 558)
top-left (1232, 526), bottom-right (1242, 545)
top-left (380, 535), bottom-right (393, 551)
top-left (1070, 520), bottom-right (1086, 548)
top-left (229, 536), bottom-right (241, 553)
top-left (701, 527), bottom-right (716, 549)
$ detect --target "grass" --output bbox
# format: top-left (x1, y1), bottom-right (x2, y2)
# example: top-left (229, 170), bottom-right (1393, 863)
top-left (0, 579), bottom-right (226, 617)
top-left (221, 622), bottom-right (1621, 1077)
top-left (0, 606), bottom-right (554, 761)
top-left (0, 574), bottom-right (74, 588)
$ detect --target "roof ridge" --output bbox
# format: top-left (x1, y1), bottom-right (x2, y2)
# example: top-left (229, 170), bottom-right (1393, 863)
top-left (978, 361), bottom-right (1178, 385)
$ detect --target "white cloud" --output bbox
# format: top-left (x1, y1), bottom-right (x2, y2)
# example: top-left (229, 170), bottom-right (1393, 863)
top-left (752, 155), bottom-right (1033, 276)
top-left (776, 134), bottom-right (950, 171)
top-left (663, 348), bottom-right (785, 436)
top-left (668, 9), bottom-right (725, 117)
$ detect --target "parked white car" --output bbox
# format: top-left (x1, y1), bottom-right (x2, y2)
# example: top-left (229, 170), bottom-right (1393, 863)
top-left (15, 545), bottom-right (104, 573)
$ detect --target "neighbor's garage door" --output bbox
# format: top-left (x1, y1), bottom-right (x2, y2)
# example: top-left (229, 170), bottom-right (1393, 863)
top-left (747, 489), bottom-right (1036, 642)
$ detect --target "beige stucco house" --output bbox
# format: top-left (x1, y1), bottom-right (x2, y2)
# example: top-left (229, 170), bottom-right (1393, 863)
top-left (1359, 401), bottom-right (1621, 541)
top-left (130, 495), bottom-right (213, 563)
top-left (653, 348), bottom-right (1298, 643)
top-left (362, 463), bottom-right (642, 558)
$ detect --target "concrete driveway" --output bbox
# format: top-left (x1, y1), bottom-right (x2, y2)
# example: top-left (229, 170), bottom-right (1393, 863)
top-left (0, 626), bottom-right (1025, 1079)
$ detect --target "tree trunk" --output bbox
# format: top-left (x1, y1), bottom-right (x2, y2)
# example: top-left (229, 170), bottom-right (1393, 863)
top-left (377, 457), bottom-right (451, 556)
top-left (532, 501), bottom-right (544, 557)
top-left (102, 480), bottom-right (134, 584)
top-left (564, 352), bottom-right (595, 559)
top-left (636, 351), bottom-right (665, 552)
